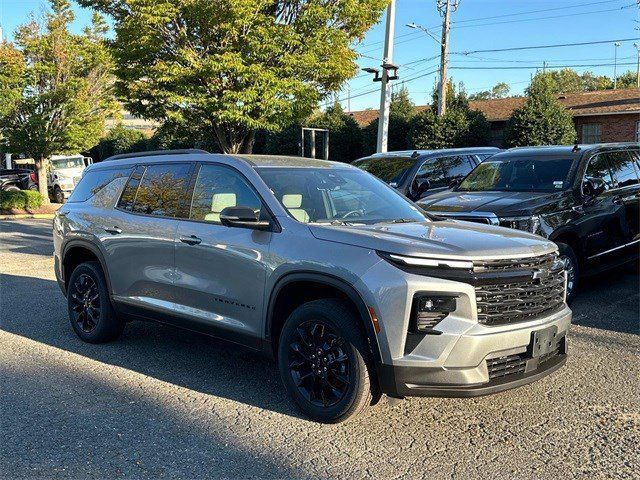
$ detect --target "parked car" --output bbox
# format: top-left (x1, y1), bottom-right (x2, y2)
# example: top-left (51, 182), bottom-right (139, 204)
top-left (54, 149), bottom-right (570, 423)
top-left (418, 143), bottom-right (640, 302)
top-left (352, 147), bottom-right (501, 201)
top-left (15, 154), bottom-right (92, 203)
top-left (0, 168), bottom-right (37, 192)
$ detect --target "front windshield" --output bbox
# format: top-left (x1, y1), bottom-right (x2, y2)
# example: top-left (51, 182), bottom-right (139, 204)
top-left (51, 157), bottom-right (85, 169)
top-left (457, 156), bottom-right (574, 192)
top-left (256, 167), bottom-right (426, 225)
top-left (352, 156), bottom-right (415, 186)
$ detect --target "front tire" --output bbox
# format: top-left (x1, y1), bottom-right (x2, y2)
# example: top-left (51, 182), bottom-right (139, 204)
top-left (278, 299), bottom-right (379, 423)
top-left (3, 185), bottom-right (20, 192)
top-left (557, 242), bottom-right (579, 304)
top-left (53, 186), bottom-right (65, 204)
top-left (67, 261), bottom-right (123, 343)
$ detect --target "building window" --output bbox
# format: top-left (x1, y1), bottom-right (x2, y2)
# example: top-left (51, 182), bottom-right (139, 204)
top-left (582, 124), bottom-right (602, 144)
top-left (636, 121), bottom-right (640, 142)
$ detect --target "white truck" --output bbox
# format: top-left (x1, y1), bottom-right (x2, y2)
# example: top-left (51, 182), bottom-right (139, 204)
top-left (14, 155), bottom-right (92, 203)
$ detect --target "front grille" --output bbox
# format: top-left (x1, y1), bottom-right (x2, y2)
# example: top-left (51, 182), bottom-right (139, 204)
top-left (487, 353), bottom-right (526, 379)
top-left (474, 254), bottom-right (566, 326)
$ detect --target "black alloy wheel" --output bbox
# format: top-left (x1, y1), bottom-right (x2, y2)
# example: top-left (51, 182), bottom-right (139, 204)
top-left (288, 321), bottom-right (350, 408)
top-left (70, 274), bottom-right (101, 333)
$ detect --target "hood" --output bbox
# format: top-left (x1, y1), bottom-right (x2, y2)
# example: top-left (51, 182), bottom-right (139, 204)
top-left (309, 220), bottom-right (556, 261)
top-left (417, 190), bottom-right (562, 217)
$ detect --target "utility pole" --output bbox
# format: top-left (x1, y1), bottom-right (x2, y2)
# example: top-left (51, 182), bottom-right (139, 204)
top-left (376, 0), bottom-right (396, 153)
top-left (347, 86), bottom-right (351, 113)
top-left (436, 0), bottom-right (456, 117)
top-left (613, 42), bottom-right (621, 89)
top-left (634, 43), bottom-right (639, 88)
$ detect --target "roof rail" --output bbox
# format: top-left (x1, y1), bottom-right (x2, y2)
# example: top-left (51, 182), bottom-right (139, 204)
top-left (103, 149), bottom-right (210, 162)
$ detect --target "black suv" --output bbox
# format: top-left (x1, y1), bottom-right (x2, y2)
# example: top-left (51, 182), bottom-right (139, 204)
top-left (418, 143), bottom-right (640, 301)
top-left (352, 147), bottom-right (501, 201)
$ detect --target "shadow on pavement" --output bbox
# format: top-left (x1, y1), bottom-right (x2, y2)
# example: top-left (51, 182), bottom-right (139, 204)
top-left (0, 219), bottom-right (54, 256)
top-left (0, 272), bottom-right (304, 422)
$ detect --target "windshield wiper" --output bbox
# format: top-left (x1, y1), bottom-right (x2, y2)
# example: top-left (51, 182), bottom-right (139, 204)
top-left (375, 218), bottom-right (417, 225)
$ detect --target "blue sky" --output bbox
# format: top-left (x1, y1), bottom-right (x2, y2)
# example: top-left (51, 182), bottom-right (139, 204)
top-left (1, 0), bottom-right (638, 112)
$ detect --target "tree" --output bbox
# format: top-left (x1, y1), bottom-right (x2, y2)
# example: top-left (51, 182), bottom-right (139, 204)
top-left (0, 42), bottom-right (25, 118)
top-left (469, 82), bottom-right (510, 101)
top-left (503, 73), bottom-right (576, 148)
top-left (91, 124), bottom-right (148, 161)
top-left (615, 71), bottom-right (638, 89)
top-left (0, 1), bottom-right (116, 203)
top-left (362, 86), bottom-right (415, 155)
top-left (407, 81), bottom-right (492, 149)
top-left (78, 0), bottom-right (389, 154)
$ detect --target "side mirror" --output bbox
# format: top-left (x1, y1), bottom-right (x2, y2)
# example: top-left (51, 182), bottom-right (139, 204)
top-left (414, 178), bottom-right (431, 198)
top-left (449, 179), bottom-right (461, 189)
top-left (583, 177), bottom-right (606, 198)
top-left (219, 206), bottom-right (271, 230)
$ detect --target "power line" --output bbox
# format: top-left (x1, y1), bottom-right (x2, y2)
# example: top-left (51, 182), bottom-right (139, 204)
top-left (454, 38), bottom-right (640, 56)
top-left (449, 62), bottom-right (637, 70)
top-left (451, 0), bottom-right (629, 24)
top-left (451, 4), bottom-right (637, 29)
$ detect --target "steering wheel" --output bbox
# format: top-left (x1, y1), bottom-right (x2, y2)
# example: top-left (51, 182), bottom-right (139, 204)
top-left (341, 210), bottom-right (364, 219)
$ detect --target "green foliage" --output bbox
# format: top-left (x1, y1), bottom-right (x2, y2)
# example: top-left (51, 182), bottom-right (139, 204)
top-left (309, 103), bottom-right (363, 162)
top-left (0, 190), bottom-right (43, 210)
top-left (362, 87), bottom-right (415, 155)
top-left (0, 0), bottom-right (117, 202)
top-left (78, 0), bottom-right (389, 154)
top-left (407, 82), bottom-right (492, 149)
top-left (615, 70), bottom-right (638, 89)
top-left (503, 73), bottom-right (576, 148)
top-left (469, 82), bottom-right (510, 101)
top-left (92, 124), bottom-right (149, 161)
top-left (0, 43), bottom-right (25, 118)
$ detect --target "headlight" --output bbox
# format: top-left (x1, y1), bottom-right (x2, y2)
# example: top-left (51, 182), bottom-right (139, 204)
top-left (499, 215), bottom-right (541, 234)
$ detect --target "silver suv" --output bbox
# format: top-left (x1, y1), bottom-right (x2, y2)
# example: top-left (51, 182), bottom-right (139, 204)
top-left (53, 150), bottom-right (571, 423)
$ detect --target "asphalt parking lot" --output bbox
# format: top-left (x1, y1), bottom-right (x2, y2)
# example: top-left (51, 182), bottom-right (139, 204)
top-left (1, 219), bottom-right (639, 479)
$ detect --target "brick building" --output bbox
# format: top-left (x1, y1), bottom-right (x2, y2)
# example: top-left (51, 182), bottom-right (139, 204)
top-left (349, 87), bottom-right (640, 147)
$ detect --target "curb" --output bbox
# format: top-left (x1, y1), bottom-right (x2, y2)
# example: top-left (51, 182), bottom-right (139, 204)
top-left (0, 214), bottom-right (55, 220)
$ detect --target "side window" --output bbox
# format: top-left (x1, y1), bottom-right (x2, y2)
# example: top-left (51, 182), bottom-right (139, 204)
top-left (415, 157), bottom-right (447, 189)
top-left (584, 154), bottom-right (615, 190)
top-left (445, 155), bottom-right (475, 183)
top-left (608, 151), bottom-right (640, 188)
top-left (68, 167), bottom-right (132, 203)
top-left (117, 165), bottom-right (145, 211)
top-left (190, 164), bottom-right (262, 223)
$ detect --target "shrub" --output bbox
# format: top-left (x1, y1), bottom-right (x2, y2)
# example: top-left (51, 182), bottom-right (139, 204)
top-left (0, 190), bottom-right (43, 210)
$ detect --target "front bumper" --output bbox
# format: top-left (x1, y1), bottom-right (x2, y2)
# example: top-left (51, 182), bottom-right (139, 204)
top-left (377, 309), bottom-right (571, 398)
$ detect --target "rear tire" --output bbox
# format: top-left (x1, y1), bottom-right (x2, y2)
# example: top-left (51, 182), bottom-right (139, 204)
top-left (3, 185), bottom-right (20, 192)
top-left (557, 242), bottom-right (579, 304)
top-left (67, 261), bottom-right (123, 343)
top-left (278, 299), bottom-right (379, 423)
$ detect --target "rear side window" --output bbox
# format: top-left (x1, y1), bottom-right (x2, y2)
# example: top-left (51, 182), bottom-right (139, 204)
top-left (117, 163), bottom-right (192, 217)
top-left (416, 155), bottom-right (474, 189)
top-left (67, 167), bottom-right (132, 203)
top-left (607, 151), bottom-right (640, 188)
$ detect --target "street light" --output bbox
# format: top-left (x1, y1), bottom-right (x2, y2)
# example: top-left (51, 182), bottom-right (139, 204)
top-left (406, 22), bottom-right (442, 45)
top-left (614, 42), bottom-right (621, 89)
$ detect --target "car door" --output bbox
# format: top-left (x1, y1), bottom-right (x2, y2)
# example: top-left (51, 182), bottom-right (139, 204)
top-left (607, 150), bottom-right (640, 244)
top-left (173, 162), bottom-right (273, 348)
top-left (577, 152), bottom-right (628, 260)
top-left (104, 162), bottom-right (193, 313)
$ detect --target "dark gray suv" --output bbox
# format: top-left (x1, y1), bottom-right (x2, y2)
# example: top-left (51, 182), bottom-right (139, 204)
top-left (53, 150), bottom-right (571, 422)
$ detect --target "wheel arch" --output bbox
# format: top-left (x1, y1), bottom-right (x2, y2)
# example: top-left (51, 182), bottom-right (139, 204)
top-left (61, 240), bottom-right (113, 297)
top-left (265, 272), bottom-right (384, 369)
top-left (550, 228), bottom-right (583, 263)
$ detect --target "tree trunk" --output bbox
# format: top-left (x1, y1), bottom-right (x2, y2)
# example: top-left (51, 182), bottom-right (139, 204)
top-left (240, 130), bottom-right (255, 154)
top-left (213, 123), bottom-right (255, 154)
top-left (35, 156), bottom-right (50, 205)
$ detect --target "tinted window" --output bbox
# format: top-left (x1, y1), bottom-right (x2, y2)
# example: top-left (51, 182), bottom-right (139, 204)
top-left (416, 155), bottom-right (473, 189)
top-left (190, 164), bottom-right (262, 223)
top-left (584, 154), bottom-right (615, 190)
top-left (353, 156), bottom-right (415, 186)
top-left (119, 163), bottom-right (192, 217)
top-left (257, 167), bottom-right (426, 224)
top-left (68, 167), bottom-right (132, 203)
top-left (607, 151), bottom-right (640, 188)
top-left (459, 157), bottom-right (574, 192)
top-left (117, 165), bottom-right (145, 211)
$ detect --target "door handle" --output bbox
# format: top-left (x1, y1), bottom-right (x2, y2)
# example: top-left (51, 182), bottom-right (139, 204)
top-left (179, 235), bottom-right (202, 245)
top-left (104, 227), bottom-right (122, 235)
